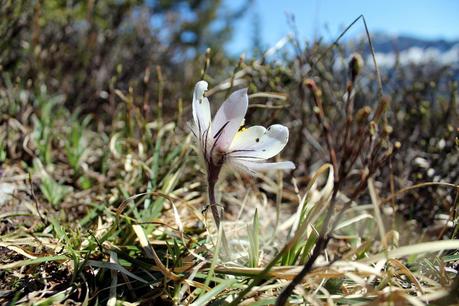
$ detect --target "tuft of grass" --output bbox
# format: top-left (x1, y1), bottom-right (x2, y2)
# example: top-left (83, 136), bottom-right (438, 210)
top-left (247, 209), bottom-right (260, 268)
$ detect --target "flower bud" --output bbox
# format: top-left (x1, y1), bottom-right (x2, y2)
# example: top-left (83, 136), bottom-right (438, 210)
top-left (304, 79), bottom-right (322, 98)
top-left (373, 96), bottom-right (390, 122)
top-left (383, 124), bottom-right (393, 135)
top-left (355, 106), bottom-right (372, 123)
top-left (349, 53), bottom-right (364, 82)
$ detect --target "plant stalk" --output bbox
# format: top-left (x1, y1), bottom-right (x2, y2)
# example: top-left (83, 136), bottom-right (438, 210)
top-left (207, 163), bottom-right (223, 228)
top-left (207, 176), bottom-right (221, 229)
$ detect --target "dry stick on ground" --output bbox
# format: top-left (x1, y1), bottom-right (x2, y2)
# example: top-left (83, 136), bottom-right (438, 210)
top-left (275, 15), bottom-right (385, 305)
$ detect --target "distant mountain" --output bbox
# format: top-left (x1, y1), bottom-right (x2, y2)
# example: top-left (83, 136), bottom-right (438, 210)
top-left (370, 32), bottom-right (459, 53)
top-left (360, 33), bottom-right (459, 68)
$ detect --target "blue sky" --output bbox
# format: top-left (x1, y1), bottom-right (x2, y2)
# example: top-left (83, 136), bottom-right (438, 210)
top-left (224, 0), bottom-right (459, 54)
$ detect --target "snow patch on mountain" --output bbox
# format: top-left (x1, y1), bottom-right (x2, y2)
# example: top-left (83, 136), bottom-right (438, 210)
top-left (371, 43), bottom-right (459, 67)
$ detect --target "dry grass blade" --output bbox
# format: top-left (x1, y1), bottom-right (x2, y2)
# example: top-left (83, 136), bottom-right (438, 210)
top-left (107, 251), bottom-right (118, 306)
top-left (85, 260), bottom-right (150, 284)
top-left (131, 224), bottom-right (180, 281)
top-left (0, 255), bottom-right (68, 270)
top-left (364, 240), bottom-right (459, 263)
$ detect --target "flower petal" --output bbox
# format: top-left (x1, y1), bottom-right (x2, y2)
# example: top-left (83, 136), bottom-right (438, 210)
top-left (211, 88), bottom-right (248, 151)
top-left (192, 81), bottom-right (211, 138)
top-left (233, 159), bottom-right (295, 173)
top-left (228, 124), bottom-right (289, 159)
top-left (229, 126), bottom-right (266, 151)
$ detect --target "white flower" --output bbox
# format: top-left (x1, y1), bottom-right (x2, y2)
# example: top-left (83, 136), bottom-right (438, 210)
top-left (192, 80), bottom-right (295, 174)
